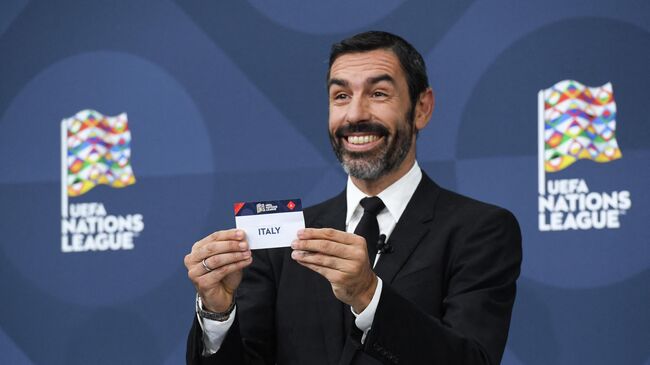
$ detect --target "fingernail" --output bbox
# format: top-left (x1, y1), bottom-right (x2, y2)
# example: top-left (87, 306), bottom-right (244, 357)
top-left (290, 240), bottom-right (298, 249)
top-left (239, 241), bottom-right (247, 250)
top-left (291, 251), bottom-right (299, 260)
top-left (297, 229), bottom-right (305, 237)
top-left (235, 230), bottom-right (244, 239)
top-left (242, 250), bottom-right (251, 258)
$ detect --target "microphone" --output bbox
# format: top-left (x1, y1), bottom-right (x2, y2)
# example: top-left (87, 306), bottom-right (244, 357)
top-left (377, 234), bottom-right (393, 254)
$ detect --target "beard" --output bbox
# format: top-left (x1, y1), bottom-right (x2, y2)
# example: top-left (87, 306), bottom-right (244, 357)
top-left (329, 110), bottom-right (415, 181)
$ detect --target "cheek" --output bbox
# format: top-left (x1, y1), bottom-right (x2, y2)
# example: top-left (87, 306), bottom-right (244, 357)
top-left (328, 110), bottom-right (344, 132)
top-left (328, 118), bottom-right (337, 134)
top-left (376, 110), bottom-right (403, 131)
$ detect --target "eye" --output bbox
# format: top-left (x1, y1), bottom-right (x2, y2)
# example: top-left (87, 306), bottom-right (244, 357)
top-left (333, 93), bottom-right (349, 100)
top-left (372, 91), bottom-right (388, 98)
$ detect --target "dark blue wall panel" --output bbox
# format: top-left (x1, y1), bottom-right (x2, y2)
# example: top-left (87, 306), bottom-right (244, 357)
top-left (0, 1), bottom-right (648, 363)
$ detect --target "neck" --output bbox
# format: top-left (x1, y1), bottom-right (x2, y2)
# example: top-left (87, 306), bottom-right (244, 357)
top-left (350, 154), bottom-right (416, 196)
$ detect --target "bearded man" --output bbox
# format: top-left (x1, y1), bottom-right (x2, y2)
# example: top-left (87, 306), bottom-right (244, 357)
top-left (185, 31), bottom-right (522, 365)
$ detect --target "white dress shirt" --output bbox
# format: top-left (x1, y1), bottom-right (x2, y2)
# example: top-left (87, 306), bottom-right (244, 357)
top-left (344, 161), bottom-right (422, 341)
top-left (199, 161), bottom-right (423, 354)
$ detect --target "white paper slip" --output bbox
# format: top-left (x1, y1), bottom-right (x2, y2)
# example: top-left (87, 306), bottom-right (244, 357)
top-left (234, 199), bottom-right (305, 250)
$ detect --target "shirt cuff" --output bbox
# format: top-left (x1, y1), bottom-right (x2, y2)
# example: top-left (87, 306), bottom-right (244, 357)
top-left (196, 298), bottom-right (236, 356)
top-left (351, 277), bottom-right (383, 343)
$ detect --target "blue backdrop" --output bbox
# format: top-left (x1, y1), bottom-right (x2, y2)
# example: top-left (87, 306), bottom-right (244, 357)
top-left (0, 1), bottom-right (648, 364)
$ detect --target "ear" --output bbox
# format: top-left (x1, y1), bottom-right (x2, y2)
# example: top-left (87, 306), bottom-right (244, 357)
top-left (414, 88), bottom-right (434, 131)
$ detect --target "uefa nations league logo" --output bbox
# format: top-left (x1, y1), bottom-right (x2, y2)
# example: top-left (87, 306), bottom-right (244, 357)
top-left (60, 109), bottom-right (144, 252)
top-left (537, 80), bottom-right (631, 231)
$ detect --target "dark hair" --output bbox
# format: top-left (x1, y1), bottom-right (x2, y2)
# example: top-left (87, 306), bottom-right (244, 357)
top-left (328, 31), bottom-right (429, 107)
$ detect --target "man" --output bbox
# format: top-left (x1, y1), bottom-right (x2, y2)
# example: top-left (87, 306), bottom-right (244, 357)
top-left (185, 31), bottom-right (521, 364)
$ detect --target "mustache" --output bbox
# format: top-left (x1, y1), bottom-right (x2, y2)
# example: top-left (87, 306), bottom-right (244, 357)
top-left (334, 122), bottom-right (389, 138)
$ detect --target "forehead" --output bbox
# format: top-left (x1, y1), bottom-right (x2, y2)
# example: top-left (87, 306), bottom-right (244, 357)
top-left (329, 49), bottom-right (406, 85)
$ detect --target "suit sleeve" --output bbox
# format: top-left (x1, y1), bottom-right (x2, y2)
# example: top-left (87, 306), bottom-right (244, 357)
top-left (186, 249), bottom-right (279, 365)
top-left (363, 208), bottom-right (522, 365)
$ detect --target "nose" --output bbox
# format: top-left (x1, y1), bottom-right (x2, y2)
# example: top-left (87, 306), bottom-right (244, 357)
top-left (345, 95), bottom-right (371, 124)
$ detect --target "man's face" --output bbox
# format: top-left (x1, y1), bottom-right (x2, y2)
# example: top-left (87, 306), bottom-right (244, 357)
top-left (328, 49), bottom-right (416, 181)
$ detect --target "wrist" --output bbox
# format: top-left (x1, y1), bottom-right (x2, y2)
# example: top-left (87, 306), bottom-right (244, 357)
top-left (352, 274), bottom-right (378, 313)
top-left (196, 294), bottom-right (236, 322)
top-left (201, 289), bottom-right (235, 312)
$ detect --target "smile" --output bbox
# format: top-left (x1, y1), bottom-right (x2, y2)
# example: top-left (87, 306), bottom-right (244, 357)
top-left (341, 133), bottom-right (385, 152)
top-left (346, 134), bottom-right (380, 145)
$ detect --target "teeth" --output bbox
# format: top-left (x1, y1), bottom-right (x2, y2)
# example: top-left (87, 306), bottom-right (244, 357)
top-left (348, 135), bottom-right (379, 145)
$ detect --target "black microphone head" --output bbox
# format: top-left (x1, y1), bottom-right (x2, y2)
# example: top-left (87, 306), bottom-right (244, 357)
top-left (377, 234), bottom-right (392, 254)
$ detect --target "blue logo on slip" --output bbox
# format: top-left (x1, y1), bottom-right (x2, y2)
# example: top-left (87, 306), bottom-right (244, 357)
top-left (234, 199), bottom-right (302, 216)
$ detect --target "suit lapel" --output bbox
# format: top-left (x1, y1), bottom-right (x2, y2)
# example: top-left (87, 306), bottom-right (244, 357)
top-left (374, 174), bottom-right (440, 284)
top-left (308, 191), bottom-right (348, 365)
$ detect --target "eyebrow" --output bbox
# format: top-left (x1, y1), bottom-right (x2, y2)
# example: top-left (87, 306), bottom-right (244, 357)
top-left (328, 78), bottom-right (348, 89)
top-left (367, 74), bottom-right (396, 87)
top-left (327, 74), bottom-right (396, 90)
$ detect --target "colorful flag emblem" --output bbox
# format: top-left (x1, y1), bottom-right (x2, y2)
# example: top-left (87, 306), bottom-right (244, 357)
top-left (63, 109), bottom-right (136, 197)
top-left (540, 80), bottom-right (622, 172)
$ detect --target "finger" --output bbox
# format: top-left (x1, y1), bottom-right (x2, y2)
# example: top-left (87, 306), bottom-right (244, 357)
top-left (188, 250), bottom-right (251, 277)
top-left (208, 228), bottom-right (245, 242)
top-left (294, 260), bottom-right (342, 284)
top-left (194, 256), bottom-right (253, 288)
top-left (297, 228), bottom-right (358, 245)
top-left (189, 253), bottom-right (252, 281)
top-left (186, 240), bottom-right (247, 267)
top-left (205, 256), bottom-right (252, 282)
top-left (198, 239), bottom-right (249, 259)
top-left (291, 250), bottom-right (347, 271)
top-left (291, 238), bottom-right (354, 259)
top-left (192, 229), bottom-right (245, 252)
top-left (205, 250), bottom-right (252, 272)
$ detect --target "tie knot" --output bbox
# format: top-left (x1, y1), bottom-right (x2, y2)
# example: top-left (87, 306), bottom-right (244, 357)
top-left (359, 196), bottom-right (385, 216)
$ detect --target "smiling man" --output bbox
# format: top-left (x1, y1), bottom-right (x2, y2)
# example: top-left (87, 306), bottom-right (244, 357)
top-left (185, 31), bottom-right (522, 365)
top-left (328, 49), bottom-right (427, 191)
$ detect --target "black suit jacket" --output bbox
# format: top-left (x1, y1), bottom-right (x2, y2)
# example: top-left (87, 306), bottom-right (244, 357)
top-left (187, 173), bottom-right (522, 364)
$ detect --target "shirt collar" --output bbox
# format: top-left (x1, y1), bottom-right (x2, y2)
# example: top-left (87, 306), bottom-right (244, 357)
top-left (345, 161), bottom-right (422, 225)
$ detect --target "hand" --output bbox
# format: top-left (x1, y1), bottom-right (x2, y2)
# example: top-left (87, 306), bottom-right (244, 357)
top-left (184, 229), bottom-right (252, 312)
top-left (291, 228), bottom-right (377, 313)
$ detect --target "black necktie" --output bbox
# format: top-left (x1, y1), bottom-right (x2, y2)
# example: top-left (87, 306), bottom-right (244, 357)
top-left (354, 197), bottom-right (385, 265)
